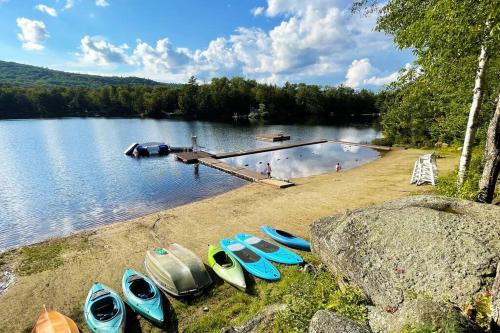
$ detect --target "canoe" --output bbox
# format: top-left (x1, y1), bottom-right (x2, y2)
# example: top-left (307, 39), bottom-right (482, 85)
top-left (122, 268), bottom-right (164, 326)
top-left (84, 283), bottom-right (126, 333)
top-left (144, 243), bottom-right (213, 296)
top-left (207, 245), bottom-right (246, 290)
top-left (260, 225), bottom-right (311, 251)
top-left (220, 238), bottom-right (280, 281)
top-left (32, 307), bottom-right (79, 333)
top-left (235, 233), bottom-right (303, 265)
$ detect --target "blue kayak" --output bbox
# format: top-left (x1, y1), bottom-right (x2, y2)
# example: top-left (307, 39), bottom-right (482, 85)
top-left (220, 238), bottom-right (280, 281)
top-left (122, 268), bottom-right (164, 326)
top-left (84, 283), bottom-right (126, 333)
top-left (235, 233), bottom-right (303, 265)
top-left (260, 226), bottom-right (311, 251)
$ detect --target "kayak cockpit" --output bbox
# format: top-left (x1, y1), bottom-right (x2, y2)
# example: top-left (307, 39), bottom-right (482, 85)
top-left (127, 275), bottom-right (155, 300)
top-left (213, 251), bottom-right (233, 268)
top-left (275, 229), bottom-right (296, 239)
top-left (90, 295), bottom-right (119, 321)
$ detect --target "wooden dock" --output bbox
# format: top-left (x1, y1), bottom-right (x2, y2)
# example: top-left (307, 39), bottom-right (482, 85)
top-left (199, 157), bottom-right (294, 188)
top-left (214, 139), bottom-right (328, 159)
top-left (256, 133), bottom-right (290, 142)
top-left (176, 151), bottom-right (213, 163)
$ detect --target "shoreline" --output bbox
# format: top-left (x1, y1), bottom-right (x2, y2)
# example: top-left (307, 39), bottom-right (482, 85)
top-left (0, 147), bottom-right (382, 253)
top-left (0, 148), bottom-right (458, 332)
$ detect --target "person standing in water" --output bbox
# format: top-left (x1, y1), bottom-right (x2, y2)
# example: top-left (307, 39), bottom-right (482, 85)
top-left (266, 163), bottom-right (272, 178)
top-left (335, 162), bottom-right (341, 172)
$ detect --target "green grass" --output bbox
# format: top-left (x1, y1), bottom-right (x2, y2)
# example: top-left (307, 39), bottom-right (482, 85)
top-left (134, 253), bottom-right (368, 333)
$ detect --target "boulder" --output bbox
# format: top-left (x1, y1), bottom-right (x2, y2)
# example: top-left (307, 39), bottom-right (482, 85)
top-left (368, 299), bottom-right (482, 333)
top-left (309, 310), bottom-right (370, 333)
top-left (311, 195), bottom-right (500, 310)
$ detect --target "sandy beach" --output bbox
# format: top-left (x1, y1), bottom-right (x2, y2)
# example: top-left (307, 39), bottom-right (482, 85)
top-left (0, 148), bottom-right (458, 332)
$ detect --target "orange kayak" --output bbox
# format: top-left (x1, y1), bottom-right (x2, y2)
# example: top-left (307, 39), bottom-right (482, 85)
top-left (32, 308), bottom-right (79, 333)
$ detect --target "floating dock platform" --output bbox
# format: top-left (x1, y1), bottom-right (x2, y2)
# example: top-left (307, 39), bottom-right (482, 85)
top-left (176, 151), bottom-right (213, 163)
top-left (256, 133), bottom-right (290, 142)
top-left (214, 140), bottom-right (327, 159)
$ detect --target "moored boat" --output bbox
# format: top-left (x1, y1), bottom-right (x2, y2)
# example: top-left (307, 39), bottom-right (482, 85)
top-left (235, 233), bottom-right (303, 265)
top-left (32, 307), bottom-right (79, 333)
top-left (124, 142), bottom-right (169, 157)
top-left (144, 243), bottom-right (213, 296)
top-left (207, 245), bottom-right (246, 290)
top-left (122, 268), bottom-right (164, 326)
top-left (260, 225), bottom-right (311, 251)
top-left (84, 283), bottom-right (126, 333)
top-left (220, 238), bottom-right (280, 281)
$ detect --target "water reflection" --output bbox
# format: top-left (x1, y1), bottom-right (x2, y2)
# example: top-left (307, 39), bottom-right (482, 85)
top-left (221, 143), bottom-right (380, 179)
top-left (0, 118), bottom-right (380, 250)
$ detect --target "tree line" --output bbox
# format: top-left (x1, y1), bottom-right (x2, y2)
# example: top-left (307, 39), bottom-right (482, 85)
top-left (356, 0), bottom-right (499, 203)
top-left (0, 77), bottom-right (380, 121)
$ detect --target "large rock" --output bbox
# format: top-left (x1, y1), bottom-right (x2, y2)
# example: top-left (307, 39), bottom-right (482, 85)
top-left (309, 310), bottom-right (370, 333)
top-left (368, 299), bottom-right (482, 333)
top-left (311, 195), bottom-right (500, 310)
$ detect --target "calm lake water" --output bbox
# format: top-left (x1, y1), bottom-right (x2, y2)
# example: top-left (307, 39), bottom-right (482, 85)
top-left (0, 118), bottom-right (381, 250)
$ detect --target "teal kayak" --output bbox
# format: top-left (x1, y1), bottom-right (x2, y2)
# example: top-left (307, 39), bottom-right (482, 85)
top-left (220, 238), bottom-right (280, 281)
top-left (122, 268), bottom-right (164, 326)
top-left (84, 283), bottom-right (126, 333)
top-left (235, 233), bottom-right (303, 265)
top-left (260, 225), bottom-right (311, 251)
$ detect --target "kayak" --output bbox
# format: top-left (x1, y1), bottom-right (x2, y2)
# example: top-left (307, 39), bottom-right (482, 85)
top-left (32, 307), bottom-right (79, 333)
top-left (207, 245), bottom-right (246, 290)
top-left (122, 268), bottom-right (164, 326)
top-left (84, 283), bottom-right (126, 333)
top-left (220, 238), bottom-right (280, 281)
top-left (260, 225), bottom-right (311, 251)
top-left (144, 244), bottom-right (213, 296)
top-left (235, 233), bottom-right (303, 265)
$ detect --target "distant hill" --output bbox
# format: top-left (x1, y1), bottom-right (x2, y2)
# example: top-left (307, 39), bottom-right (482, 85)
top-left (0, 60), bottom-right (170, 87)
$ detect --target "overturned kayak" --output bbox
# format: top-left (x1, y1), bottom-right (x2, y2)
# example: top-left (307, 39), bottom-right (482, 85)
top-left (208, 245), bottom-right (246, 290)
top-left (84, 283), bottom-right (126, 333)
top-left (124, 142), bottom-right (169, 157)
top-left (260, 226), bottom-right (311, 251)
top-left (32, 307), bottom-right (79, 333)
top-left (144, 244), bottom-right (213, 296)
top-left (122, 268), bottom-right (164, 326)
top-left (235, 233), bottom-right (303, 265)
top-left (220, 238), bottom-right (280, 281)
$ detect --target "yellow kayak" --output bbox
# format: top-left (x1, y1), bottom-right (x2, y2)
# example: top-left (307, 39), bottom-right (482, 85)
top-left (32, 307), bottom-right (79, 333)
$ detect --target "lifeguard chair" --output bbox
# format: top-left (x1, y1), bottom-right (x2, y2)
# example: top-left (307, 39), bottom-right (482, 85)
top-left (411, 152), bottom-right (438, 186)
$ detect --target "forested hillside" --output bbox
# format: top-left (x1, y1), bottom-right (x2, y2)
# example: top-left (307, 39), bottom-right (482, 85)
top-left (0, 60), bottom-right (162, 87)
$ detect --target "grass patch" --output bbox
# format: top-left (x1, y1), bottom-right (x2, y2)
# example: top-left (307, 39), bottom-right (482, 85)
top-left (16, 240), bottom-right (73, 276)
top-left (134, 253), bottom-right (367, 333)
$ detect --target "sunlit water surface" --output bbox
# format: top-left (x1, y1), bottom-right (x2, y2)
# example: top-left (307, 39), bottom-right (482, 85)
top-left (0, 118), bottom-right (381, 250)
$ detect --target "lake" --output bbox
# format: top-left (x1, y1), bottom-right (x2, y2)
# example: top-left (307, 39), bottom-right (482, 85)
top-left (0, 118), bottom-right (381, 250)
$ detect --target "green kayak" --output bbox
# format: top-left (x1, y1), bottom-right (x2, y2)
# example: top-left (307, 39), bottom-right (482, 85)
top-left (208, 245), bottom-right (246, 290)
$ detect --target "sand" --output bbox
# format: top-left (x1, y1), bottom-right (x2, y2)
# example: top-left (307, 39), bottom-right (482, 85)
top-left (0, 148), bottom-right (457, 332)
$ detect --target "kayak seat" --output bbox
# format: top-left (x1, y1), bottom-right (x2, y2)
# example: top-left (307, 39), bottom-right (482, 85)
top-left (91, 297), bottom-right (119, 321)
top-left (130, 279), bottom-right (155, 300)
top-left (214, 251), bottom-right (233, 268)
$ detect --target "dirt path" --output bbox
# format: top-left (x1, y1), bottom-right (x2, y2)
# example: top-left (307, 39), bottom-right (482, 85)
top-left (0, 148), bottom-right (457, 332)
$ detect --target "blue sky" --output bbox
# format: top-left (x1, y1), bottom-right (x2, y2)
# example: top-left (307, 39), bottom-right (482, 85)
top-left (0, 0), bottom-right (414, 88)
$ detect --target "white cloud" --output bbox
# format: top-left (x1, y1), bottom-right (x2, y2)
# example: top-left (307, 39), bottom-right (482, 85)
top-left (344, 58), bottom-right (402, 88)
top-left (75, 0), bottom-right (406, 84)
top-left (64, 0), bottom-right (74, 9)
top-left (16, 17), bottom-right (49, 50)
top-left (35, 4), bottom-right (57, 17)
top-left (78, 35), bottom-right (132, 66)
top-left (251, 6), bottom-right (264, 16)
top-left (95, 0), bottom-right (109, 7)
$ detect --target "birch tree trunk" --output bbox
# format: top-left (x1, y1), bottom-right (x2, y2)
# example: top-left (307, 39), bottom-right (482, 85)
top-left (457, 43), bottom-right (488, 185)
top-left (476, 94), bottom-right (500, 203)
